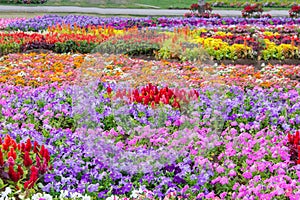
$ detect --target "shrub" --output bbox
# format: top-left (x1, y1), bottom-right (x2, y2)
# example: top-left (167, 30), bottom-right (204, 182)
top-left (0, 0), bottom-right (47, 4)
top-left (242, 3), bottom-right (264, 18)
top-left (184, 2), bottom-right (221, 18)
top-left (289, 5), bottom-right (300, 18)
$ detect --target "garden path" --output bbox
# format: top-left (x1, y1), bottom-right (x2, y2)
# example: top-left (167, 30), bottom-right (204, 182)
top-left (0, 5), bottom-right (289, 16)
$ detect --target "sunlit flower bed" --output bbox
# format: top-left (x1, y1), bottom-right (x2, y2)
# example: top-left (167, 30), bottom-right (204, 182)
top-left (0, 14), bottom-right (300, 200)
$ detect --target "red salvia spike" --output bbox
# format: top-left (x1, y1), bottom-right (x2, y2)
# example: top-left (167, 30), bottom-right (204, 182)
top-left (2, 143), bottom-right (8, 151)
top-left (296, 131), bottom-right (300, 138)
top-left (8, 165), bottom-right (13, 175)
top-left (17, 144), bottom-right (21, 151)
top-left (4, 135), bottom-right (11, 144)
top-left (40, 145), bottom-right (45, 157)
top-left (294, 137), bottom-right (298, 146)
top-left (8, 147), bottom-right (16, 160)
top-left (297, 160), bottom-right (300, 165)
top-left (0, 138), bottom-right (2, 145)
top-left (43, 149), bottom-right (50, 163)
top-left (288, 133), bottom-right (292, 143)
top-left (0, 149), bottom-right (4, 166)
top-left (25, 138), bottom-right (31, 152)
top-left (36, 155), bottom-right (41, 168)
top-left (8, 148), bottom-right (12, 159)
top-left (23, 151), bottom-right (33, 167)
top-left (33, 141), bottom-right (39, 153)
top-left (12, 140), bottom-right (17, 150)
top-left (21, 143), bottom-right (25, 152)
top-left (18, 165), bottom-right (24, 176)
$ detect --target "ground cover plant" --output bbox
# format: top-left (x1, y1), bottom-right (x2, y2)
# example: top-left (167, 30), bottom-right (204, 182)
top-left (0, 15), bottom-right (300, 200)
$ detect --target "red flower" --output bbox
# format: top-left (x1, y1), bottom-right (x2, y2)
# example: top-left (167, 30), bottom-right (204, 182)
top-left (0, 149), bottom-right (4, 166)
top-left (24, 166), bottom-right (39, 189)
top-left (33, 141), bottom-right (39, 153)
top-left (18, 165), bottom-right (24, 176)
top-left (43, 149), bottom-right (50, 163)
top-left (25, 138), bottom-right (32, 152)
top-left (24, 151), bottom-right (33, 167)
top-left (8, 165), bottom-right (20, 182)
top-left (107, 86), bottom-right (113, 95)
top-left (8, 147), bottom-right (17, 160)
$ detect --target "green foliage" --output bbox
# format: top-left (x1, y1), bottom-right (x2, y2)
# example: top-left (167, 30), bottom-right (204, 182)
top-left (54, 40), bottom-right (97, 54)
top-left (93, 39), bottom-right (160, 56)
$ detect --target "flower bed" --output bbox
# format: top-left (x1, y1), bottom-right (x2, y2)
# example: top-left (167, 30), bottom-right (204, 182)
top-left (0, 18), bottom-right (25, 30)
top-left (0, 14), bottom-right (300, 200)
top-left (0, 78), bottom-right (299, 199)
top-left (1, 24), bottom-right (300, 61)
top-left (5, 15), bottom-right (300, 31)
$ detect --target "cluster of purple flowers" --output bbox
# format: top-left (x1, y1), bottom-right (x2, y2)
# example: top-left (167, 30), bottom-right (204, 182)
top-left (6, 14), bottom-right (300, 31)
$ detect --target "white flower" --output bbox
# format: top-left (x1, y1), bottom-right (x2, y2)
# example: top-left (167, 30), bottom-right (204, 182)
top-left (42, 194), bottom-right (53, 200)
top-left (59, 190), bottom-right (69, 198)
top-left (31, 193), bottom-right (43, 200)
top-left (70, 192), bottom-right (82, 199)
top-left (0, 187), bottom-right (12, 198)
top-left (106, 196), bottom-right (119, 200)
top-left (82, 195), bottom-right (91, 200)
top-left (130, 190), bottom-right (139, 198)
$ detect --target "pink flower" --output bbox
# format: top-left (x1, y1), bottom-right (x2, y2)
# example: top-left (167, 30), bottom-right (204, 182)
top-left (165, 120), bottom-right (172, 126)
top-left (228, 169), bottom-right (236, 177)
top-left (243, 171), bottom-right (252, 179)
top-left (220, 177), bottom-right (228, 185)
top-left (116, 141), bottom-right (124, 149)
top-left (285, 188), bottom-right (293, 197)
top-left (233, 182), bottom-right (240, 190)
top-left (211, 177), bottom-right (220, 184)
top-left (197, 193), bottom-right (204, 198)
top-left (205, 192), bottom-right (215, 199)
top-left (181, 185), bottom-right (189, 194)
top-left (220, 192), bottom-right (227, 199)
top-left (216, 166), bottom-right (225, 173)
top-left (7, 156), bottom-right (15, 166)
top-left (230, 128), bottom-right (237, 135)
top-left (230, 121), bottom-right (238, 126)
top-left (228, 163), bottom-right (236, 169)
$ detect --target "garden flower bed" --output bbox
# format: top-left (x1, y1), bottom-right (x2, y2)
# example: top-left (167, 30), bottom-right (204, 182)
top-left (0, 15), bottom-right (300, 200)
top-left (1, 23), bottom-right (300, 62)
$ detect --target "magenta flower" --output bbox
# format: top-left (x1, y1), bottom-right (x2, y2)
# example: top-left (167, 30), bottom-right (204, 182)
top-left (243, 171), bottom-right (253, 179)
